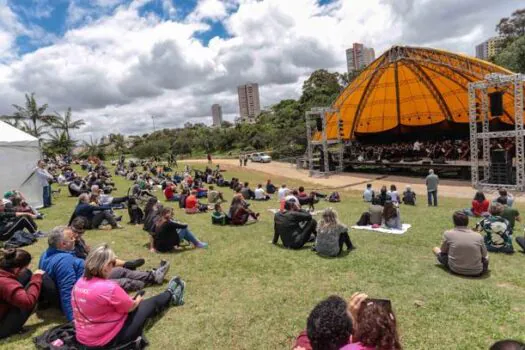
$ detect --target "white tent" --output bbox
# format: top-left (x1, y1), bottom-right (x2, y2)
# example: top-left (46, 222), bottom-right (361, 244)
top-left (0, 121), bottom-right (42, 208)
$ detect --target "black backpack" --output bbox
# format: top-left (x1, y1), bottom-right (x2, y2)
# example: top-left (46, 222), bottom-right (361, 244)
top-left (34, 322), bottom-right (148, 350)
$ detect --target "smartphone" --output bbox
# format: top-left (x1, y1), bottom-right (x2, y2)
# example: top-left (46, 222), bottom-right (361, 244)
top-left (366, 298), bottom-right (392, 312)
top-left (133, 290), bottom-right (145, 300)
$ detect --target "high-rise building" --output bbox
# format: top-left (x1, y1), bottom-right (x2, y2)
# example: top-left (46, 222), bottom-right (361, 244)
top-left (211, 104), bottom-right (222, 127)
top-left (475, 37), bottom-right (503, 60)
top-left (237, 83), bottom-right (261, 122)
top-left (346, 43), bottom-right (375, 73)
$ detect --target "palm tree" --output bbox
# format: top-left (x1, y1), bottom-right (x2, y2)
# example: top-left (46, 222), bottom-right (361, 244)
top-left (110, 133), bottom-right (126, 154)
top-left (0, 93), bottom-right (56, 139)
top-left (83, 137), bottom-right (106, 158)
top-left (46, 130), bottom-right (77, 155)
top-left (53, 107), bottom-right (85, 140)
top-left (19, 121), bottom-right (49, 140)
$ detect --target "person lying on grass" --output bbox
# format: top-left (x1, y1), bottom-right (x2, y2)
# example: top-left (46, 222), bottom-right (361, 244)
top-left (293, 292), bottom-right (402, 350)
top-left (152, 208), bottom-right (208, 253)
top-left (432, 211), bottom-right (488, 277)
top-left (314, 208), bottom-right (353, 257)
top-left (273, 200), bottom-right (316, 249)
top-left (72, 244), bottom-right (185, 349)
top-left (70, 217), bottom-right (170, 292)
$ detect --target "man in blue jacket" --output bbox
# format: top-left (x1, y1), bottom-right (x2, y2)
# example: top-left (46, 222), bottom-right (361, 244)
top-left (69, 193), bottom-right (121, 229)
top-left (39, 226), bottom-right (84, 321)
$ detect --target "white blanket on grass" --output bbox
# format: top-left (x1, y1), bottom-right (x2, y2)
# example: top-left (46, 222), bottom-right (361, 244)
top-left (351, 224), bottom-right (411, 235)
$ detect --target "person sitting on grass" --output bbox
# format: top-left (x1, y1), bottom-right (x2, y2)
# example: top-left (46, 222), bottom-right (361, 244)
top-left (432, 211), bottom-right (488, 277)
top-left (382, 201), bottom-right (402, 230)
top-left (273, 200), bottom-right (316, 249)
top-left (278, 184), bottom-right (288, 201)
top-left (494, 189), bottom-right (514, 208)
top-left (314, 208), bottom-right (353, 257)
top-left (0, 249), bottom-right (54, 340)
top-left (163, 181), bottom-right (180, 202)
top-left (185, 190), bottom-right (207, 214)
top-left (377, 186), bottom-right (391, 206)
top-left (402, 185), bottom-right (416, 205)
top-left (254, 184), bottom-right (270, 201)
top-left (293, 292), bottom-right (402, 350)
top-left (153, 208), bottom-right (208, 253)
top-left (356, 197), bottom-right (383, 226)
top-left (476, 203), bottom-right (514, 253)
top-left (72, 244), bottom-right (185, 349)
top-left (496, 197), bottom-right (521, 234)
top-left (0, 201), bottom-right (39, 241)
top-left (266, 180), bottom-right (276, 194)
top-left (70, 193), bottom-right (122, 230)
top-left (463, 191), bottom-right (489, 217)
top-left (387, 184), bottom-right (400, 205)
top-left (362, 183), bottom-right (374, 202)
top-left (229, 196), bottom-right (259, 225)
top-left (297, 186), bottom-right (319, 212)
top-left (207, 185), bottom-right (226, 204)
top-left (240, 182), bottom-right (255, 200)
top-left (211, 203), bottom-right (228, 225)
top-left (70, 218), bottom-right (169, 291)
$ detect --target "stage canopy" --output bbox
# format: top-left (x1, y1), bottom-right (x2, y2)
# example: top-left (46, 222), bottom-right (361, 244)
top-left (324, 46), bottom-right (522, 140)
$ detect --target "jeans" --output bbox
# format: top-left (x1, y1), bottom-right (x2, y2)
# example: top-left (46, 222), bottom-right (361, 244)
top-left (111, 291), bottom-right (172, 346)
top-left (427, 191), bottom-right (437, 206)
top-left (43, 185), bottom-right (52, 207)
top-left (178, 228), bottom-right (200, 245)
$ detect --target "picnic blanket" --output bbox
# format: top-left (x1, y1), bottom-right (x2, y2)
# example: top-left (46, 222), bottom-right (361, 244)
top-left (267, 209), bottom-right (323, 215)
top-left (351, 224), bottom-right (411, 235)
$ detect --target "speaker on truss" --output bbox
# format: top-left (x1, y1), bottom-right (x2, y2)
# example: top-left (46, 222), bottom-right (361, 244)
top-left (489, 91), bottom-right (503, 117)
top-left (316, 117), bottom-right (323, 131)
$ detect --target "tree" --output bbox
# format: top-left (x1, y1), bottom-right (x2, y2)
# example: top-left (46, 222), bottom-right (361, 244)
top-left (338, 69), bottom-right (363, 87)
top-left (496, 9), bottom-right (525, 49)
top-left (52, 107), bottom-right (85, 140)
top-left (108, 133), bottom-right (126, 154)
top-left (1, 93), bottom-right (56, 140)
top-left (45, 130), bottom-right (77, 156)
top-left (494, 36), bottom-right (525, 73)
top-left (82, 137), bottom-right (106, 159)
top-left (299, 69), bottom-right (342, 110)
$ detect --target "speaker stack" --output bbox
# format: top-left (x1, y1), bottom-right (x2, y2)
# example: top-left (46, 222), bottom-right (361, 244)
top-left (490, 149), bottom-right (512, 184)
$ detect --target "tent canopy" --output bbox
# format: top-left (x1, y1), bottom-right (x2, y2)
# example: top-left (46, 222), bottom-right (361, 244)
top-left (0, 121), bottom-right (43, 208)
top-left (323, 46), bottom-right (522, 140)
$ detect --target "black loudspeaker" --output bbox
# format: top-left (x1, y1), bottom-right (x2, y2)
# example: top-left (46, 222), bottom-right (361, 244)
top-left (489, 91), bottom-right (503, 117)
top-left (316, 118), bottom-right (323, 131)
top-left (491, 149), bottom-right (509, 164)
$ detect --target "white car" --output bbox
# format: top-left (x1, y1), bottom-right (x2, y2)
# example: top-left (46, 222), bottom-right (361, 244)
top-left (251, 152), bottom-right (272, 163)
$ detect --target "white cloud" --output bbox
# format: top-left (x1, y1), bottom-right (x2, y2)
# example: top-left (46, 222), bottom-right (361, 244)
top-left (0, 0), bottom-right (520, 140)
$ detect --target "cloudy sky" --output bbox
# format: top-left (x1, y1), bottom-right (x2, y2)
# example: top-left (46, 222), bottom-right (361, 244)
top-left (0, 0), bottom-right (519, 139)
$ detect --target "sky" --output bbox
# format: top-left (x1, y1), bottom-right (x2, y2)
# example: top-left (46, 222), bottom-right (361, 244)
top-left (0, 0), bottom-right (520, 140)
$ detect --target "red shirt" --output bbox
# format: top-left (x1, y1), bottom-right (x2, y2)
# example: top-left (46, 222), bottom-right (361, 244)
top-left (185, 195), bottom-right (198, 209)
top-left (0, 269), bottom-right (42, 320)
top-left (164, 186), bottom-right (174, 200)
top-left (472, 199), bottom-right (489, 216)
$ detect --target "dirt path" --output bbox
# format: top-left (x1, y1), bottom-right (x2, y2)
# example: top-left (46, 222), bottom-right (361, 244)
top-left (186, 159), bottom-right (524, 202)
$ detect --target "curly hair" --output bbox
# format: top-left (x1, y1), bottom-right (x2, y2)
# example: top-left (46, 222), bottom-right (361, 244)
top-left (354, 300), bottom-right (402, 350)
top-left (307, 295), bottom-right (352, 350)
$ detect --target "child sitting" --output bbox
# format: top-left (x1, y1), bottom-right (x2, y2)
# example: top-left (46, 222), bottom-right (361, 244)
top-left (211, 203), bottom-right (228, 225)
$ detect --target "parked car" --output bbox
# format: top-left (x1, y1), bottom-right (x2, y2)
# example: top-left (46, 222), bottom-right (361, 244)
top-left (250, 152), bottom-right (272, 163)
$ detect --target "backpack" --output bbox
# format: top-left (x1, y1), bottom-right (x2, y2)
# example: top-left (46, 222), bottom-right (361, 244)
top-left (34, 322), bottom-right (148, 350)
top-left (328, 192), bottom-right (341, 202)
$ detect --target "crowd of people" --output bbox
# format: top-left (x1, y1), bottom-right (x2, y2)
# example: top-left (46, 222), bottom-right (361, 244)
top-left (0, 156), bottom-right (524, 349)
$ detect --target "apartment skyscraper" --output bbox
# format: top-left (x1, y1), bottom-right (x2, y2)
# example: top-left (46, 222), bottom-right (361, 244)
top-left (237, 83), bottom-right (261, 122)
top-left (346, 43), bottom-right (375, 72)
top-left (211, 104), bottom-right (222, 127)
top-left (475, 37), bottom-right (503, 60)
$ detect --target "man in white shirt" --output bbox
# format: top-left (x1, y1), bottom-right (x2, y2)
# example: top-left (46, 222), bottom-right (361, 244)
top-left (254, 184), bottom-right (270, 201)
top-left (35, 160), bottom-right (54, 207)
top-left (278, 184), bottom-right (288, 201)
top-left (362, 184), bottom-right (374, 202)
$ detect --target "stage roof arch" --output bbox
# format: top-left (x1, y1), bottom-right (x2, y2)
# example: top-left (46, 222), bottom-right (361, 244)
top-left (324, 46), bottom-right (522, 140)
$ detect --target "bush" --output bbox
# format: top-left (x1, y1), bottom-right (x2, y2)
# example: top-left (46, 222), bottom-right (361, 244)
top-left (133, 140), bottom-right (169, 159)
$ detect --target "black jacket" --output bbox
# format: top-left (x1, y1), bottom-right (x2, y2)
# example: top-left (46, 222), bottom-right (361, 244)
top-left (273, 210), bottom-right (313, 248)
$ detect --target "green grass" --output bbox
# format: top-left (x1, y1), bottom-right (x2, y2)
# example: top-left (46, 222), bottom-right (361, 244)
top-left (2, 164), bottom-right (525, 349)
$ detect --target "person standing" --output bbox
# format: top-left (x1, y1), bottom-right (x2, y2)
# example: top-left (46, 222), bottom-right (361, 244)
top-left (243, 154), bottom-right (248, 166)
top-left (425, 169), bottom-right (439, 206)
top-left (239, 154), bottom-right (243, 167)
top-left (207, 153), bottom-right (212, 164)
top-left (36, 160), bottom-right (54, 208)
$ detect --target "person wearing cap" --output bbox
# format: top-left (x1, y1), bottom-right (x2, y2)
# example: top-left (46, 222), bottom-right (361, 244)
top-left (273, 199), bottom-right (317, 249)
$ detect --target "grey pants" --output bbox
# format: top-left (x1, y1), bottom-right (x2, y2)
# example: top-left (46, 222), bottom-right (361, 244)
top-left (109, 267), bottom-right (155, 292)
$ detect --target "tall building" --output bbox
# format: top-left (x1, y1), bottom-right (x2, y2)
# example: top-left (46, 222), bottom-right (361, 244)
top-left (211, 104), bottom-right (222, 127)
top-left (237, 83), bottom-right (261, 122)
top-left (346, 43), bottom-right (375, 73)
top-left (475, 37), bottom-right (503, 60)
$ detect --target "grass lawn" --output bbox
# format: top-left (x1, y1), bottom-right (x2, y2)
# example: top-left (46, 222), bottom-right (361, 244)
top-left (2, 163), bottom-right (525, 350)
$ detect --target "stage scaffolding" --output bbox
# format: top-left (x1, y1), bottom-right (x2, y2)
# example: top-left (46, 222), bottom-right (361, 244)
top-left (468, 73), bottom-right (525, 191)
top-left (305, 107), bottom-right (344, 177)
